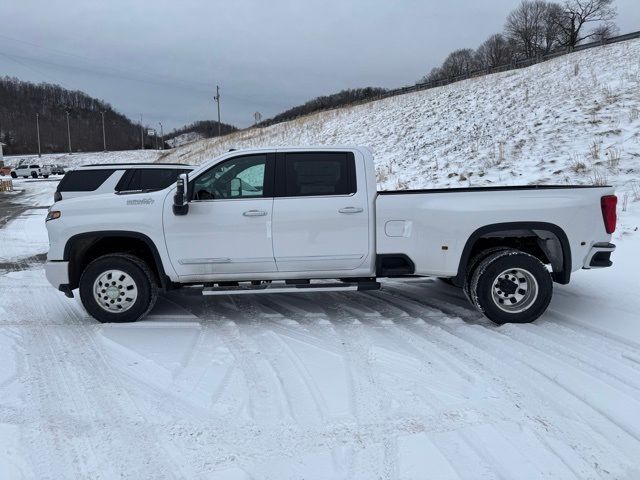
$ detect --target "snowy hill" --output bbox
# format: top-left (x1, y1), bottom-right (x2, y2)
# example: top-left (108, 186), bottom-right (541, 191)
top-left (163, 39), bottom-right (640, 200)
top-left (165, 132), bottom-right (204, 148)
top-left (4, 149), bottom-right (164, 169)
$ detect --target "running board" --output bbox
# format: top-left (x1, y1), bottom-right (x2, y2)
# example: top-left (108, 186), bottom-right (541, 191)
top-left (202, 281), bottom-right (380, 296)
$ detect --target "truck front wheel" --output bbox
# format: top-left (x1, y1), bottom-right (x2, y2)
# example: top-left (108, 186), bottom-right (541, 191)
top-left (79, 254), bottom-right (158, 323)
top-left (469, 249), bottom-right (552, 325)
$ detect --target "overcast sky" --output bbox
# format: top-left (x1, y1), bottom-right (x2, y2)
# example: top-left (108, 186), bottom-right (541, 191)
top-left (1, 0), bottom-right (638, 131)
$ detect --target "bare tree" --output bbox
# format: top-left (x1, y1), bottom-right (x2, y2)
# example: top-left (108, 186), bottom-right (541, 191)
top-left (591, 22), bottom-right (619, 42)
top-left (440, 49), bottom-right (477, 78)
top-left (554, 0), bottom-right (617, 47)
top-left (542, 3), bottom-right (566, 52)
top-left (475, 33), bottom-right (514, 68)
top-left (505, 1), bottom-right (563, 58)
top-left (417, 67), bottom-right (445, 85)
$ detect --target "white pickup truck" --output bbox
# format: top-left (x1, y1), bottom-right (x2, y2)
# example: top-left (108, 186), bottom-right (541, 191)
top-left (44, 147), bottom-right (617, 324)
top-left (14, 163), bottom-right (51, 179)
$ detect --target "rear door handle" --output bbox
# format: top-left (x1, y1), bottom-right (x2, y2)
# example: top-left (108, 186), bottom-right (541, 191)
top-left (243, 210), bottom-right (267, 217)
top-left (338, 207), bottom-right (364, 214)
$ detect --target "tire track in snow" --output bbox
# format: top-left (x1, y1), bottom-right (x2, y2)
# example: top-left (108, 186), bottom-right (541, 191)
top-left (426, 321), bottom-right (640, 476)
top-left (366, 286), bottom-right (640, 477)
top-left (22, 323), bottom-right (194, 479)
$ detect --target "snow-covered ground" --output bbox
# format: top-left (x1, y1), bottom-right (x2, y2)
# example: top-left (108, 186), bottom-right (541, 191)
top-left (1, 38), bottom-right (640, 479)
top-left (166, 132), bottom-right (206, 148)
top-left (1, 169), bottom-right (640, 479)
top-left (3, 149), bottom-right (164, 169)
top-left (163, 38), bottom-right (640, 201)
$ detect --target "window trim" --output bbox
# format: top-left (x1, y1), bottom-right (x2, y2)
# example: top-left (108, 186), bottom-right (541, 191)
top-left (274, 151), bottom-right (357, 198)
top-left (188, 153), bottom-right (275, 202)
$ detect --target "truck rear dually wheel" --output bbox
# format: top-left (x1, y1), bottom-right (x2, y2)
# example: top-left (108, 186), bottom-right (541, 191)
top-left (469, 249), bottom-right (552, 324)
top-left (463, 247), bottom-right (509, 306)
top-left (79, 254), bottom-right (158, 323)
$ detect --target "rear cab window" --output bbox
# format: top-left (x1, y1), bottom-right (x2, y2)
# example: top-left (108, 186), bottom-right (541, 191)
top-left (278, 152), bottom-right (356, 197)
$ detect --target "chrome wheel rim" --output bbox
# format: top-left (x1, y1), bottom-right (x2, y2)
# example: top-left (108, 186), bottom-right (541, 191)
top-left (93, 269), bottom-right (138, 313)
top-left (491, 268), bottom-right (538, 313)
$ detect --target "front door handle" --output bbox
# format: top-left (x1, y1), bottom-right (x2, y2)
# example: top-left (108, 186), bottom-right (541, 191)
top-left (338, 207), bottom-right (364, 214)
top-left (243, 210), bottom-right (267, 217)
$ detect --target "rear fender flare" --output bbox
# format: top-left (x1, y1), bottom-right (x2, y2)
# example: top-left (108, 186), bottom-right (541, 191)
top-left (454, 222), bottom-right (571, 285)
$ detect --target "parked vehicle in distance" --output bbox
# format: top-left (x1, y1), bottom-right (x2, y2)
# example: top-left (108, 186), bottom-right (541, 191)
top-left (14, 163), bottom-right (51, 178)
top-left (44, 147), bottom-right (617, 325)
top-left (53, 163), bottom-right (194, 202)
top-left (50, 164), bottom-right (67, 175)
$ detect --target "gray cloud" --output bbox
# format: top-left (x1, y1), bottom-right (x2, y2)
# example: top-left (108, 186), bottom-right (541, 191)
top-left (1, 0), bottom-right (638, 130)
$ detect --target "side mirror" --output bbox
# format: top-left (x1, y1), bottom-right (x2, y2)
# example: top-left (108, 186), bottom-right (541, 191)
top-left (173, 173), bottom-right (189, 216)
top-left (230, 178), bottom-right (242, 197)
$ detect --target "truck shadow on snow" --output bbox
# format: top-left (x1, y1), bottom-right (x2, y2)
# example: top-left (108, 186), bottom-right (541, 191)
top-left (154, 278), bottom-right (489, 327)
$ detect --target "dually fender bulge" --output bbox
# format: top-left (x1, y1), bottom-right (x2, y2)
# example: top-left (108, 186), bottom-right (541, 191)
top-left (453, 221), bottom-right (572, 285)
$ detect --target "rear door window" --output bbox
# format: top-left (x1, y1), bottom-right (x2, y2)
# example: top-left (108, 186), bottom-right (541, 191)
top-left (116, 168), bottom-right (190, 192)
top-left (281, 152), bottom-right (356, 197)
top-left (57, 170), bottom-right (114, 192)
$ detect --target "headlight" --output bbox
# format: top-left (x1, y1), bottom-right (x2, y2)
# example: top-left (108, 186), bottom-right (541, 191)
top-left (46, 210), bottom-right (61, 222)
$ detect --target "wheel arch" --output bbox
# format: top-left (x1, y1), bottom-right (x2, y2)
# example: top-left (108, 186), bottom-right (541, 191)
top-left (64, 231), bottom-right (170, 290)
top-left (454, 222), bottom-right (572, 285)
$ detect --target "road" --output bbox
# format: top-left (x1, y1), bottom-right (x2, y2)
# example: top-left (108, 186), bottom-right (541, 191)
top-left (1, 178), bottom-right (640, 479)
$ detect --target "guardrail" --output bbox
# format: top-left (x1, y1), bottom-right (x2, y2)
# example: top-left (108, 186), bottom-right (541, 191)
top-left (0, 179), bottom-right (14, 192)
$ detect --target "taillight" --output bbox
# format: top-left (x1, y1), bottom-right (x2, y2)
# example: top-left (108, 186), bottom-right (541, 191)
top-left (601, 195), bottom-right (617, 234)
top-left (54, 191), bottom-right (62, 203)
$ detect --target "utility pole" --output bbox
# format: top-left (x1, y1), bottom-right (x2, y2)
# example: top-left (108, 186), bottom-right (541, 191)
top-left (214, 85), bottom-right (221, 137)
top-left (36, 113), bottom-right (41, 157)
top-left (101, 111), bottom-right (107, 151)
top-left (65, 110), bottom-right (72, 154)
top-left (159, 122), bottom-right (164, 150)
top-left (140, 114), bottom-right (144, 150)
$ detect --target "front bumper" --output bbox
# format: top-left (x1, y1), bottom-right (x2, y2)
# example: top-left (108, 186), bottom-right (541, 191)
top-left (583, 242), bottom-right (616, 269)
top-left (44, 261), bottom-right (72, 296)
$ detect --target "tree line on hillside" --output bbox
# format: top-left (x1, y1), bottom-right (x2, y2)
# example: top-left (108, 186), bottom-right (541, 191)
top-left (419, 0), bottom-right (617, 83)
top-left (0, 77), bottom-right (149, 155)
top-left (259, 87), bottom-right (388, 126)
top-left (165, 120), bottom-right (237, 142)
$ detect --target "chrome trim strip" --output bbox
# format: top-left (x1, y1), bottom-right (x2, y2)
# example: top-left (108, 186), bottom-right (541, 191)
top-left (178, 257), bottom-right (274, 265)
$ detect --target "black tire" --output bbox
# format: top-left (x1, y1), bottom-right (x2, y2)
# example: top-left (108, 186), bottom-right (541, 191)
top-left (43, 175), bottom-right (49, 178)
top-left (79, 254), bottom-right (158, 323)
top-left (469, 249), bottom-right (552, 325)
top-left (10, 172), bottom-right (17, 178)
top-left (31, 171), bottom-right (38, 179)
top-left (462, 247), bottom-right (510, 305)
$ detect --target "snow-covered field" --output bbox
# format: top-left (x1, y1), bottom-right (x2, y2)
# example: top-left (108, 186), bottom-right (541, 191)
top-left (1, 38), bottom-right (640, 479)
top-left (166, 132), bottom-right (206, 148)
top-left (163, 38), bottom-right (640, 201)
top-left (3, 149), bottom-right (164, 169)
top-left (1, 172), bottom-right (640, 479)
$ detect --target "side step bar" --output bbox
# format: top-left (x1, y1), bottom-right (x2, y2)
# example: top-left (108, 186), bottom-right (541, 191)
top-left (202, 281), bottom-right (380, 296)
